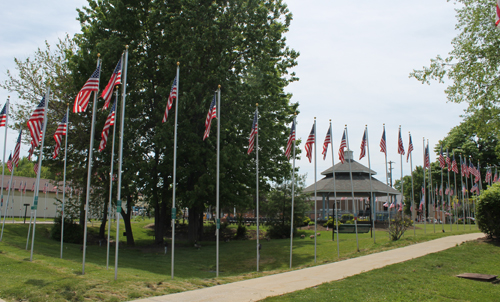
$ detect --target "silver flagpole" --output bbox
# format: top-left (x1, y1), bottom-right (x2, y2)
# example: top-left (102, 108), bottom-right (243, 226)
top-left (409, 132), bottom-right (415, 236)
top-left (447, 149), bottom-right (452, 232)
top-left (11, 180), bottom-right (15, 222)
top-left (31, 86), bottom-right (50, 261)
top-left (26, 208), bottom-right (33, 250)
top-left (383, 125), bottom-right (390, 229)
top-left (460, 155), bottom-right (465, 230)
top-left (440, 148), bottom-right (445, 232)
top-left (330, 121), bottom-right (339, 258)
top-left (365, 125), bottom-right (375, 243)
top-left (115, 46), bottom-right (129, 281)
top-left (107, 87), bottom-right (119, 269)
top-left (82, 55), bottom-right (102, 275)
top-left (216, 85), bottom-right (221, 277)
top-left (0, 98), bottom-right (9, 223)
top-left (1, 158), bottom-right (15, 240)
top-left (453, 153), bottom-right (458, 228)
top-left (465, 158), bottom-right (470, 230)
top-left (422, 138), bottom-right (426, 233)
top-left (399, 126), bottom-right (404, 221)
top-left (256, 104), bottom-right (260, 272)
top-left (345, 125), bottom-right (359, 252)
top-left (313, 118), bottom-right (317, 263)
top-left (289, 114), bottom-right (296, 268)
top-left (60, 104), bottom-right (70, 258)
top-left (170, 62), bottom-right (179, 280)
top-left (428, 149), bottom-right (435, 233)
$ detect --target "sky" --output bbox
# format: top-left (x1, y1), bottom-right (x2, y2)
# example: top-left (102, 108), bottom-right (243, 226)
top-left (0, 0), bottom-right (467, 186)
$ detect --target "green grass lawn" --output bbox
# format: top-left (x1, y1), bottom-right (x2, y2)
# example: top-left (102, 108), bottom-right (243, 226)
top-left (263, 239), bottom-right (500, 301)
top-left (0, 219), bottom-right (482, 301)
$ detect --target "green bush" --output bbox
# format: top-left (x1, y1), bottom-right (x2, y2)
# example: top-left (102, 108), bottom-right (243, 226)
top-left (341, 214), bottom-right (354, 222)
top-left (323, 216), bottom-right (342, 228)
top-left (266, 223), bottom-right (292, 239)
top-left (50, 216), bottom-right (83, 244)
top-left (308, 221), bottom-right (315, 226)
top-left (302, 217), bottom-right (311, 226)
top-left (234, 225), bottom-right (247, 240)
top-left (477, 183), bottom-right (500, 240)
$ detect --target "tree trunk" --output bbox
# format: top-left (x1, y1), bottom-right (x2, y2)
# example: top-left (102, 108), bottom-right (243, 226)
top-left (99, 198), bottom-right (108, 238)
top-left (188, 206), bottom-right (204, 242)
top-left (121, 195), bottom-right (135, 246)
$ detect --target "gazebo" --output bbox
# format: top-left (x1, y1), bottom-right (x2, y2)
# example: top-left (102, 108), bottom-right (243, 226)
top-left (303, 150), bottom-right (401, 221)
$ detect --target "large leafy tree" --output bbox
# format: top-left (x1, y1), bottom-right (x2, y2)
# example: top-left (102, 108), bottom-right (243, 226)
top-left (75, 0), bottom-right (299, 243)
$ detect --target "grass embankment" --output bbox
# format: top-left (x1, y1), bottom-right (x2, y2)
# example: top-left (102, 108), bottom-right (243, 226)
top-left (263, 239), bottom-right (500, 301)
top-left (0, 219), bottom-right (481, 301)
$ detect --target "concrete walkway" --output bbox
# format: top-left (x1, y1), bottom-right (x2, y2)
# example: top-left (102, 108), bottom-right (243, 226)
top-left (131, 233), bottom-right (483, 302)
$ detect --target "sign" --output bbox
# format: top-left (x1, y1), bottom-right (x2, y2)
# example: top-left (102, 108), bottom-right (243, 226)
top-left (116, 200), bottom-right (122, 213)
top-left (171, 207), bottom-right (176, 220)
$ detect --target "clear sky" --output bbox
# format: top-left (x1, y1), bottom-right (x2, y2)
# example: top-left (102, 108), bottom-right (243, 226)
top-left (0, 0), bottom-right (467, 186)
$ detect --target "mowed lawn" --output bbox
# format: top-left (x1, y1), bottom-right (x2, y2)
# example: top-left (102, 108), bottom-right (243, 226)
top-left (263, 239), bottom-right (500, 301)
top-left (0, 219), bottom-right (482, 301)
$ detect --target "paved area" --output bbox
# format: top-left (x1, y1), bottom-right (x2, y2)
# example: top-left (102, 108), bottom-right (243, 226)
top-left (130, 233), bottom-right (483, 302)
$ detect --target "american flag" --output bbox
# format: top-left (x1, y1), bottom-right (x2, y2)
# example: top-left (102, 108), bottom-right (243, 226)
top-left (397, 127), bottom-right (405, 155)
top-left (438, 146), bottom-right (445, 169)
top-left (27, 97), bottom-right (45, 147)
top-left (451, 154), bottom-right (458, 174)
top-left (338, 129), bottom-right (347, 164)
top-left (486, 168), bottom-right (492, 183)
top-left (285, 120), bottom-right (296, 160)
top-left (203, 94), bottom-right (217, 141)
top-left (496, 0), bottom-right (500, 27)
top-left (43, 183), bottom-right (47, 194)
top-left (406, 133), bottom-right (413, 162)
top-left (53, 113), bottom-right (68, 159)
top-left (462, 183), bottom-right (467, 194)
top-left (162, 76), bottom-right (177, 123)
top-left (304, 123), bottom-right (315, 163)
top-left (100, 58), bottom-right (122, 109)
top-left (419, 195), bottom-right (424, 211)
top-left (470, 183), bottom-right (478, 194)
top-left (98, 101), bottom-right (116, 152)
top-left (475, 165), bottom-right (481, 183)
top-left (247, 110), bottom-right (258, 155)
top-left (73, 63), bottom-right (101, 113)
top-left (379, 127), bottom-right (386, 155)
top-left (424, 143), bottom-right (430, 168)
top-left (359, 128), bottom-right (367, 160)
top-left (27, 141), bottom-right (34, 161)
top-left (13, 130), bottom-right (22, 167)
top-left (23, 182), bottom-right (27, 194)
top-left (445, 185), bottom-right (449, 195)
top-left (494, 171), bottom-right (498, 183)
top-left (34, 163), bottom-right (39, 175)
top-left (0, 102), bottom-right (8, 127)
top-left (18, 181), bottom-right (22, 192)
top-left (389, 202), bottom-right (395, 209)
top-left (31, 182), bottom-right (35, 191)
top-left (468, 162), bottom-right (474, 179)
top-left (321, 126), bottom-right (331, 160)
top-left (439, 184), bottom-right (443, 196)
top-left (6, 153), bottom-right (12, 172)
top-left (446, 150), bottom-right (451, 170)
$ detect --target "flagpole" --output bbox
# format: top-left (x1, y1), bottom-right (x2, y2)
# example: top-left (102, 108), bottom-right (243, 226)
top-left (313, 118), bottom-right (317, 262)
top-left (30, 86), bottom-right (50, 261)
top-left (427, 142), bottom-right (434, 233)
top-left (409, 132), bottom-right (415, 236)
top-left (446, 149), bottom-right (452, 232)
top-left (115, 46), bottom-right (129, 281)
top-left (453, 154), bottom-right (458, 228)
top-left (422, 137), bottom-right (426, 233)
top-left (106, 88), bottom-right (119, 269)
top-left (0, 98), bottom-right (9, 224)
top-left (460, 155), bottom-right (465, 231)
top-left (365, 125), bottom-right (375, 243)
top-left (345, 125), bottom-right (359, 252)
top-left (216, 85), bottom-right (221, 277)
top-left (329, 121), bottom-right (339, 258)
top-left (255, 103), bottom-right (260, 271)
top-left (399, 126), bottom-right (404, 222)
top-left (465, 158), bottom-right (470, 230)
top-left (440, 148), bottom-right (444, 232)
top-left (383, 125), bottom-right (390, 229)
top-left (1, 158), bottom-right (15, 240)
top-left (82, 55), bottom-right (102, 275)
top-left (289, 114), bottom-right (296, 268)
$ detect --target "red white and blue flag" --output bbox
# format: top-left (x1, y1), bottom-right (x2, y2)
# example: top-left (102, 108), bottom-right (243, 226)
top-left (451, 154), bottom-right (459, 174)
top-left (321, 126), bottom-right (331, 160)
top-left (496, 0), bottom-right (500, 27)
top-left (359, 128), bottom-right (367, 160)
top-left (13, 130), bottom-right (22, 167)
top-left (397, 127), bottom-right (405, 155)
top-left (424, 143), bottom-right (430, 168)
top-left (439, 146), bottom-right (446, 169)
top-left (0, 102), bottom-right (8, 127)
top-left (53, 113), bottom-right (68, 159)
top-left (379, 127), bottom-right (386, 155)
top-left (6, 153), bottom-right (12, 173)
top-left (23, 182), bottom-right (27, 194)
top-left (304, 123), bottom-right (315, 163)
top-left (27, 96), bottom-right (46, 147)
top-left (285, 120), bottom-right (296, 160)
top-left (100, 58), bottom-right (122, 110)
top-left (99, 100), bottom-right (116, 152)
top-left (446, 150), bottom-right (451, 170)
top-left (419, 195), bottom-right (424, 211)
top-left (247, 110), bottom-right (258, 155)
top-left (203, 95), bottom-right (217, 141)
top-left (486, 168), bottom-right (492, 183)
top-left (406, 133), bottom-right (413, 162)
top-left (73, 63), bottom-right (101, 113)
top-left (338, 129), bottom-right (347, 164)
top-left (162, 76), bottom-right (178, 123)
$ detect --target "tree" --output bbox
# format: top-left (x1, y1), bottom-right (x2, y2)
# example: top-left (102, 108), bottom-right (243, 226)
top-left (410, 0), bottom-right (500, 152)
top-left (477, 182), bottom-right (500, 240)
top-left (261, 173), bottom-right (310, 239)
top-left (74, 0), bottom-right (299, 243)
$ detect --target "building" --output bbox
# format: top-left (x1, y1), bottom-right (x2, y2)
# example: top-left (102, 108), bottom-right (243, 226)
top-left (303, 150), bottom-right (402, 221)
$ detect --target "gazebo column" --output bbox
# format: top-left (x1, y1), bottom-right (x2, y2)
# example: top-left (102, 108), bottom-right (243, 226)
top-left (326, 193), bottom-right (330, 220)
top-left (322, 194), bottom-right (326, 220)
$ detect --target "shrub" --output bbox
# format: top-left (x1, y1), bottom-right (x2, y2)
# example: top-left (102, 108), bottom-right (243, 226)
top-left (387, 213), bottom-right (412, 241)
top-left (477, 183), bottom-right (500, 240)
top-left (302, 217), bottom-right (311, 226)
top-left (234, 225), bottom-right (247, 240)
top-left (323, 216), bottom-right (342, 228)
top-left (50, 216), bottom-right (83, 244)
top-left (341, 214), bottom-right (354, 222)
top-left (266, 223), bottom-right (292, 239)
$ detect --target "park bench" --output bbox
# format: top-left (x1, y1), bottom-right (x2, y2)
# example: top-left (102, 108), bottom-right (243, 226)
top-left (337, 224), bottom-right (371, 233)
